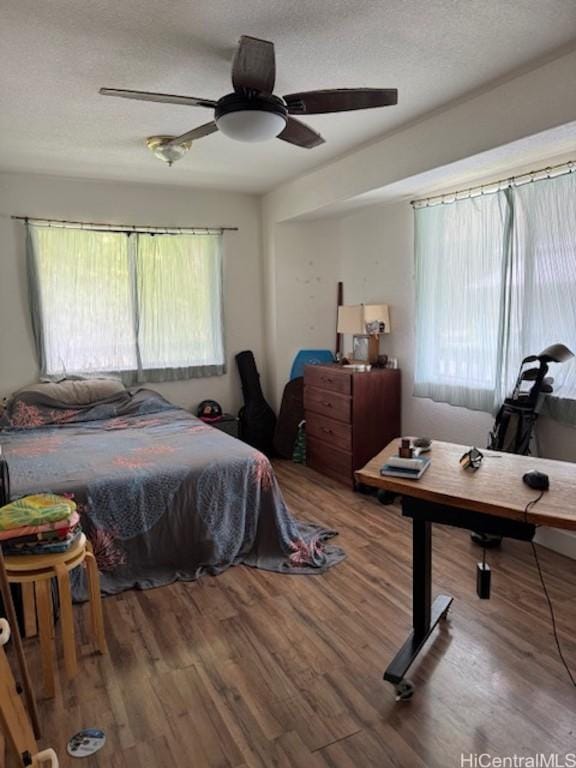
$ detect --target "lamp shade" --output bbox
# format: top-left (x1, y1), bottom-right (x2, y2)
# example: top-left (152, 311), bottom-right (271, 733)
top-left (337, 304), bottom-right (391, 335)
top-left (337, 305), bottom-right (364, 334)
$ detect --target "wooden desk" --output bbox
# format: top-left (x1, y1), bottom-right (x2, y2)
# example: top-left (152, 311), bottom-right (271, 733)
top-left (355, 439), bottom-right (576, 700)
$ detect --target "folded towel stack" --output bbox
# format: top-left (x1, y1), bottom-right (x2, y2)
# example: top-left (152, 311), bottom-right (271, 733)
top-left (0, 494), bottom-right (81, 556)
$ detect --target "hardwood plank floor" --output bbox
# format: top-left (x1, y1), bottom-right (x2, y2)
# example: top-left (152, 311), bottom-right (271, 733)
top-left (19, 461), bottom-right (576, 767)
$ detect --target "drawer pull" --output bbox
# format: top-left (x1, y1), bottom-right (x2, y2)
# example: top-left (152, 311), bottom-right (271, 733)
top-left (321, 376), bottom-right (333, 383)
top-left (321, 427), bottom-right (333, 434)
top-left (321, 401), bottom-right (333, 407)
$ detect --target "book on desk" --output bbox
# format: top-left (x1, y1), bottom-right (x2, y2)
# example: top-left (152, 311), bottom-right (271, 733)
top-left (380, 455), bottom-right (431, 480)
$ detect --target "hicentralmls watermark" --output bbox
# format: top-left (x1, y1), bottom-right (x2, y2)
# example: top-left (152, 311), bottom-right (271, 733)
top-left (460, 755), bottom-right (576, 768)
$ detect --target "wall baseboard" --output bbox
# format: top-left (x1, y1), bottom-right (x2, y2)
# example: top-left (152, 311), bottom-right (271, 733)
top-left (534, 528), bottom-right (576, 560)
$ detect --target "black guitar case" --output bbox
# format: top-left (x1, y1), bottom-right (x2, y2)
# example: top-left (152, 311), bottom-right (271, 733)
top-left (236, 351), bottom-right (277, 457)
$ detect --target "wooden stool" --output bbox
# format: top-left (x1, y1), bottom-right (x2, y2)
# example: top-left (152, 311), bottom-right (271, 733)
top-left (4, 534), bottom-right (107, 698)
top-left (0, 618), bottom-right (60, 766)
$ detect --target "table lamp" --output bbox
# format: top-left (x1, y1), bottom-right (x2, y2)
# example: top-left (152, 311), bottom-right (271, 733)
top-left (337, 304), bottom-right (391, 364)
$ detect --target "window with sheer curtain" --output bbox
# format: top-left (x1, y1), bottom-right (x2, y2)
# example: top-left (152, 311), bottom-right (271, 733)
top-left (414, 169), bottom-right (576, 424)
top-left (27, 225), bottom-right (225, 383)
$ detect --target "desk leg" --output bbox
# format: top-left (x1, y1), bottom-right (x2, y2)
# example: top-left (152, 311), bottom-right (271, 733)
top-left (384, 514), bottom-right (453, 698)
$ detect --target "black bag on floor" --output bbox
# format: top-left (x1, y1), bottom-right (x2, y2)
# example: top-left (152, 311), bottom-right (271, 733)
top-left (236, 351), bottom-right (276, 457)
top-left (273, 377), bottom-right (304, 459)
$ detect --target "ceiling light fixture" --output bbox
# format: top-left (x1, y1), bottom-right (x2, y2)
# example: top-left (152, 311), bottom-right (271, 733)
top-left (214, 93), bottom-right (287, 143)
top-left (101, 34), bottom-right (399, 153)
top-left (146, 135), bottom-right (192, 166)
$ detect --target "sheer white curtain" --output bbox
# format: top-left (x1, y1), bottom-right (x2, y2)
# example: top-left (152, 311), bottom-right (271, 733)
top-left (136, 233), bottom-right (225, 379)
top-left (508, 172), bottom-right (576, 422)
top-left (414, 192), bottom-right (512, 412)
top-left (28, 225), bottom-right (225, 383)
top-left (414, 170), bottom-right (576, 423)
top-left (29, 227), bottom-right (138, 376)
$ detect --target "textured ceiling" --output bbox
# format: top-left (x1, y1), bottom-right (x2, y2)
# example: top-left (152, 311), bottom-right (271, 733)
top-left (304, 122), bottom-right (576, 219)
top-left (1, 0), bottom-right (576, 193)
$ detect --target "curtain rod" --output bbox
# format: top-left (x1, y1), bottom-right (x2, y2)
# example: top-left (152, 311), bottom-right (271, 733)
top-left (11, 216), bottom-right (238, 234)
top-left (411, 159), bottom-right (576, 208)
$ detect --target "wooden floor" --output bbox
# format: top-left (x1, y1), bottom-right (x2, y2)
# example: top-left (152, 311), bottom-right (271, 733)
top-left (20, 461), bottom-right (576, 767)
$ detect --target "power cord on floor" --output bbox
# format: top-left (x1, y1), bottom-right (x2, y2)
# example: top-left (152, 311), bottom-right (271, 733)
top-left (524, 491), bottom-right (576, 688)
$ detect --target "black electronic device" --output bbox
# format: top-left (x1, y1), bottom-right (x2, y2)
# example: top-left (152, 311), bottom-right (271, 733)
top-left (476, 561), bottom-right (491, 599)
top-left (522, 470), bottom-right (550, 491)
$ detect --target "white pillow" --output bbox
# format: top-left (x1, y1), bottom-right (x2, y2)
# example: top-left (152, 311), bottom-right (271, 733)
top-left (15, 378), bottom-right (126, 405)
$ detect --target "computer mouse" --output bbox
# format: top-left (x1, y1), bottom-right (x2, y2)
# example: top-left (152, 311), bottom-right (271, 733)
top-left (522, 470), bottom-right (550, 491)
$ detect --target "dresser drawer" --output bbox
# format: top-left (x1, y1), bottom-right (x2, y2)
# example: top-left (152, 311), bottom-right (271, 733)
top-left (304, 365), bottom-right (352, 395)
top-left (306, 412), bottom-right (352, 452)
top-left (307, 438), bottom-right (353, 485)
top-left (304, 386), bottom-right (351, 423)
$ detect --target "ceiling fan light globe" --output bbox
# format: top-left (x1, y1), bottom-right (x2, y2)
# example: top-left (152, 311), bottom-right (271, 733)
top-left (216, 110), bottom-right (286, 142)
top-left (146, 135), bottom-right (191, 165)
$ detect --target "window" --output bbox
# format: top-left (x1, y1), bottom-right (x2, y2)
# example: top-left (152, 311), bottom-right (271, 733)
top-left (414, 169), bottom-right (576, 423)
top-left (27, 225), bottom-right (225, 383)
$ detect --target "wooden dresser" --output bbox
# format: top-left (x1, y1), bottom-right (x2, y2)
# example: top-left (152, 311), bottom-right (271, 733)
top-left (304, 364), bottom-right (401, 487)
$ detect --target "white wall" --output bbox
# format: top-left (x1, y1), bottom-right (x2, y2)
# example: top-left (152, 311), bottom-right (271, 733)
top-left (272, 220), bottom-right (341, 405)
top-left (338, 203), bottom-right (494, 444)
top-left (0, 172), bottom-right (265, 413)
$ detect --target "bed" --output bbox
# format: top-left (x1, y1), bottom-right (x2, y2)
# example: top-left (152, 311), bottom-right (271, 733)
top-left (0, 386), bottom-right (344, 596)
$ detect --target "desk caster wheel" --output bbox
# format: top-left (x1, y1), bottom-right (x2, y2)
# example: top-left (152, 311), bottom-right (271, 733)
top-left (394, 679), bottom-right (414, 701)
top-left (440, 606), bottom-right (451, 621)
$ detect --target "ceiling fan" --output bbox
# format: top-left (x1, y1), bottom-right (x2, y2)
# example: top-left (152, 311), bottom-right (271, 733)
top-left (100, 35), bottom-right (398, 163)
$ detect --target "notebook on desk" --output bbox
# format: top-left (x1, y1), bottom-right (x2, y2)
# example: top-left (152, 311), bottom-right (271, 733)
top-left (380, 455), bottom-right (431, 480)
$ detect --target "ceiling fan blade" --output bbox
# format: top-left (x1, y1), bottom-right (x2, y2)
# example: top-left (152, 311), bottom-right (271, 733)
top-left (232, 35), bottom-right (275, 94)
top-left (277, 117), bottom-right (325, 149)
top-left (99, 88), bottom-right (217, 110)
top-left (283, 88), bottom-right (398, 114)
top-left (166, 121), bottom-right (219, 146)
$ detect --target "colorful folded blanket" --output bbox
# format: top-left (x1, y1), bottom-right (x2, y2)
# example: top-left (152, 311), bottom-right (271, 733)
top-left (0, 510), bottom-right (79, 542)
top-left (3, 526), bottom-right (82, 556)
top-left (0, 494), bottom-right (76, 532)
top-left (0, 523), bottom-right (75, 546)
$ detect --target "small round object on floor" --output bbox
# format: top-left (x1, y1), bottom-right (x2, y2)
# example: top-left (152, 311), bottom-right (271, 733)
top-left (67, 729), bottom-right (106, 758)
top-left (377, 490), bottom-right (397, 505)
top-left (394, 679), bottom-right (415, 701)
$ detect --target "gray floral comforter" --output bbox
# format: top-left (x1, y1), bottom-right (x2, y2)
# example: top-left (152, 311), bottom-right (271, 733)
top-left (0, 389), bottom-right (344, 596)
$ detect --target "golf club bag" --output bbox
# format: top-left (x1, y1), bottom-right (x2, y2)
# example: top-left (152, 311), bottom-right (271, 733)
top-left (473, 343), bottom-right (574, 547)
top-left (488, 343), bottom-right (574, 454)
